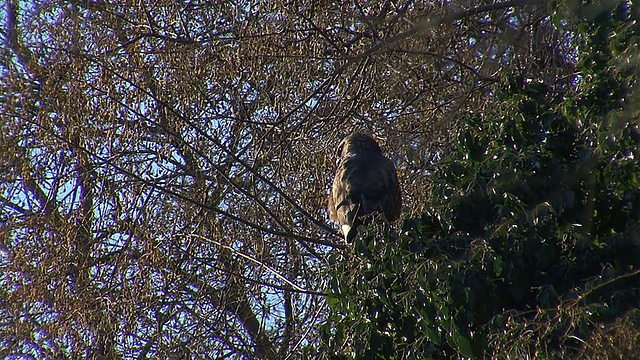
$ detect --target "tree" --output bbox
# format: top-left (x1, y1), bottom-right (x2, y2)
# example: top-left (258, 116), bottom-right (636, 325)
top-left (1, 0), bottom-right (632, 358)
top-left (321, 1), bottom-right (640, 358)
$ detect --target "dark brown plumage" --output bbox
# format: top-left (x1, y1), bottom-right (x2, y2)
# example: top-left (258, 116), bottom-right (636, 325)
top-left (328, 133), bottom-right (402, 243)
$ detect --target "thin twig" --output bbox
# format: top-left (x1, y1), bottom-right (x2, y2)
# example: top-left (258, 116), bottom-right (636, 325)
top-left (180, 233), bottom-right (325, 295)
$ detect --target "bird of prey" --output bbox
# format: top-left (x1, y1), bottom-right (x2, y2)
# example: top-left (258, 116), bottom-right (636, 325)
top-left (328, 133), bottom-right (402, 243)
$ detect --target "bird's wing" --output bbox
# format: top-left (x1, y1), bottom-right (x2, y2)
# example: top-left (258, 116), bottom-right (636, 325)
top-left (328, 164), bottom-right (358, 228)
top-left (381, 157), bottom-right (402, 221)
top-left (359, 156), bottom-right (401, 221)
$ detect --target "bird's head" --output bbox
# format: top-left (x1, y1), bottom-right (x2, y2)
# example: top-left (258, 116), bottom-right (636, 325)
top-left (336, 133), bottom-right (382, 164)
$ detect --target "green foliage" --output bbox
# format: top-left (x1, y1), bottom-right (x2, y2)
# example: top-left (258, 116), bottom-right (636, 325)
top-left (320, 2), bottom-right (640, 358)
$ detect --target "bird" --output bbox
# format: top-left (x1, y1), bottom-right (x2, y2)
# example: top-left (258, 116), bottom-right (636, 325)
top-left (328, 133), bottom-right (402, 243)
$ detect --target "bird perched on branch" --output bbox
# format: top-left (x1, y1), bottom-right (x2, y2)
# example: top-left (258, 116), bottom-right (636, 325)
top-left (328, 133), bottom-right (402, 243)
